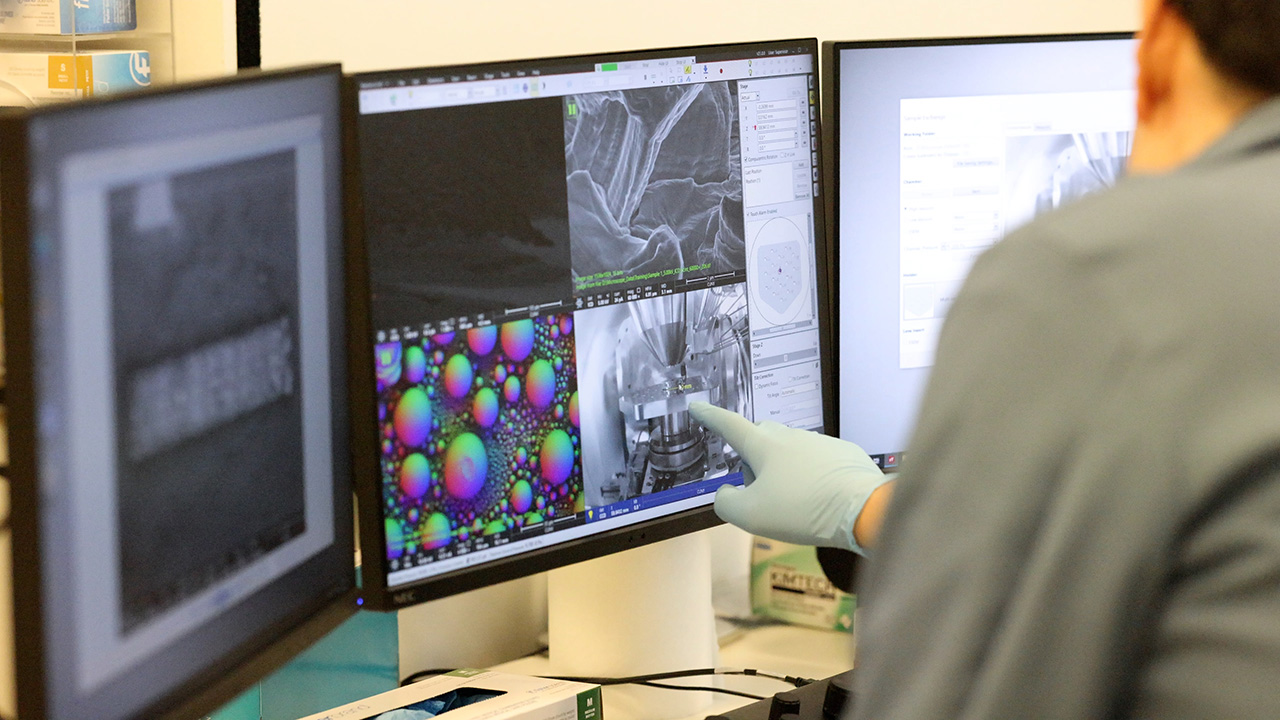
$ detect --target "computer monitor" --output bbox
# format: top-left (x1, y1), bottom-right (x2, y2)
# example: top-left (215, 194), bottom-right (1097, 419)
top-left (348, 39), bottom-right (833, 610)
top-left (0, 65), bottom-right (363, 720)
top-left (824, 33), bottom-right (1136, 469)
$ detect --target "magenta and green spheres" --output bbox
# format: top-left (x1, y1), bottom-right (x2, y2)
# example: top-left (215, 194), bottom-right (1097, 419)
top-left (539, 429), bottom-right (574, 486)
top-left (501, 319), bottom-right (535, 361)
top-left (444, 353), bottom-right (474, 398)
top-left (394, 387), bottom-right (432, 447)
top-left (399, 452), bottom-right (431, 499)
top-left (472, 387), bottom-right (499, 428)
top-left (444, 432), bottom-right (488, 500)
top-left (525, 359), bottom-right (556, 409)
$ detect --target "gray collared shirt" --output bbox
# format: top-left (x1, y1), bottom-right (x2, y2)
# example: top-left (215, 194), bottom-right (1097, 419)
top-left (853, 97), bottom-right (1280, 720)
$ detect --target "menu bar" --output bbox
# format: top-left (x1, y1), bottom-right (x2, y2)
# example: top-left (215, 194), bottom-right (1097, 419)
top-left (359, 54), bottom-right (815, 115)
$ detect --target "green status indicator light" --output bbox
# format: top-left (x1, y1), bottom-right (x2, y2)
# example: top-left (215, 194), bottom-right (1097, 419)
top-left (600, 63), bottom-right (619, 72)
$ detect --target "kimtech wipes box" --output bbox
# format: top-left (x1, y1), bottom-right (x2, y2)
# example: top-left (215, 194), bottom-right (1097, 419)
top-left (751, 538), bottom-right (855, 633)
top-left (298, 670), bottom-right (604, 720)
top-left (0, 49), bottom-right (150, 104)
top-left (0, 0), bottom-right (136, 34)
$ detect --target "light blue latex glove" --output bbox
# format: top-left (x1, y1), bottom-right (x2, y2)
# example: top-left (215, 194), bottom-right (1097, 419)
top-left (690, 402), bottom-right (891, 555)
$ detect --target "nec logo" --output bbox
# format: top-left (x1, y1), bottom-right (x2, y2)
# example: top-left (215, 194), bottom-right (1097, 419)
top-left (393, 591), bottom-right (417, 605)
top-left (130, 52), bottom-right (151, 86)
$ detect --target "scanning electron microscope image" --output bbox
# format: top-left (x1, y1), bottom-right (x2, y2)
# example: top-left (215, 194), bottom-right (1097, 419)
top-left (1004, 131), bottom-right (1133, 233)
top-left (576, 285), bottom-right (751, 506)
top-left (565, 82), bottom-right (745, 294)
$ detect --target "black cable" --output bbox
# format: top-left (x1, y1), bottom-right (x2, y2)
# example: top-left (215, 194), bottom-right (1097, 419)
top-left (545, 667), bottom-right (816, 688)
top-left (636, 681), bottom-right (767, 701)
top-left (401, 666), bottom-right (815, 693)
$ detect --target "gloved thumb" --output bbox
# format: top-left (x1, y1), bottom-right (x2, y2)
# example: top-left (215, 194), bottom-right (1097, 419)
top-left (713, 482), bottom-right (755, 530)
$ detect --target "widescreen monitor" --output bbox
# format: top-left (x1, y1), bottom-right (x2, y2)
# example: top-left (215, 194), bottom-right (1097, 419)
top-left (0, 65), bottom-right (363, 720)
top-left (825, 33), bottom-right (1136, 470)
top-left (349, 39), bottom-right (833, 609)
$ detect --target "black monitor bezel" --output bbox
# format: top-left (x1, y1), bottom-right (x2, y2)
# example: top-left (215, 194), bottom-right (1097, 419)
top-left (346, 37), bottom-right (835, 611)
top-left (820, 32), bottom-right (1135, 438)
top-left (1, 64), bottom-right (366, 720)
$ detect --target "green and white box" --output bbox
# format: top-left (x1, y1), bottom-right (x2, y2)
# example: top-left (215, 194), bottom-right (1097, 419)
top-left (751, 538), bottom-right (855, 633)
top-left (0, 0), bottom-right (136, 34)
top-left (298, 670), bottom-right (603, 720)
top-left (0, 50), bottom-right (150, 104)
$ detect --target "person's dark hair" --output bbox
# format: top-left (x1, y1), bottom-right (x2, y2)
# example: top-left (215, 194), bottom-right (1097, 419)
top-left (1167, 0), bottom-right (1280, 94)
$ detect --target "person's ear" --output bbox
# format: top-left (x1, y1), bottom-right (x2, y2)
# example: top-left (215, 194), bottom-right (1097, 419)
top-left (1135, 0), bottom-right (1180, 125)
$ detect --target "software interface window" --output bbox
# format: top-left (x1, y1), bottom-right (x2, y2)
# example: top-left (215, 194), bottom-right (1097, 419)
top-left (834, 36), bottom-right (1136, 469)
top-left (898, 90), bottom-right (1133, 368)
top-left (357, 46), bottom-right (824, 587)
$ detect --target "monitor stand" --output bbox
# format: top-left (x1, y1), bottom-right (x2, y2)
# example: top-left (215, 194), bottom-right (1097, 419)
top-left (547, 531), bottom-right (719, 720)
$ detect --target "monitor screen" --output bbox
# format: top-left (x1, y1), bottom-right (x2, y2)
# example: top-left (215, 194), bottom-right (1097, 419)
top-left (350, 39), bottom-right (833, 608)
top-left (0, 66), bottom-right (360, 720)
top-left (826, 34), bottom-right (1137, 470)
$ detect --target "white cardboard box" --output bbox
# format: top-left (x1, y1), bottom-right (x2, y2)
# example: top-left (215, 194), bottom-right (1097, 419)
top-left (0, 49), bottom-right (150, 104)
top-left (298, 670), bottom-right (603, 720)
top-left (0, 0), bottom-right (136, 34)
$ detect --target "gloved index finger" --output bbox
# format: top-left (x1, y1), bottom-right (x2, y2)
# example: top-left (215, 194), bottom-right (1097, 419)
top-left (689, 402), bottom-right (762, 467)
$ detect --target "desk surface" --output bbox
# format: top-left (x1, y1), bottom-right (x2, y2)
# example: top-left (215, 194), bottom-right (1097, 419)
top-left (494, 623), bottom-right (855, 720)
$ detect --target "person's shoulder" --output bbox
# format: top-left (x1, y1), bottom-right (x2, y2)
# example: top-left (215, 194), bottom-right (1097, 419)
top-left (1008, 149), bottom-right (1275, 259)
top-left (1001, 176), bottom-right (1164, 255)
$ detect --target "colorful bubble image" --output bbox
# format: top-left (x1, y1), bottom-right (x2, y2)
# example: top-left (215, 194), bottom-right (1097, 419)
top-left (569, 392), bottom-right (580, 427)
top-left (511, 479), bottom-right (534, 514)
top-left (385, 518), bottom-right (405, 560)
top-left (444, 353), bottom-right (474, 398)
top-left (501, 319), bottom-right (536, 362)
top-left (421, 512), bottom-right (451, 550)
top-left (526, 359), bottom-right (556, 409)
top-left (445, 432), bottom-right (488, 500)
top-left (394, 387), bottom-right (432, 447)
top-left (375, 342), bottom-right (403, 389)
top-left (540, 429), bottom-right (575, 485)
top-left (473, 388), bottom-right (499, 428)
top-left (403, 345), bottom-right (428, 384)
top-left (375, 312), bottom-right (580, 562)
top-left (504, 375), bottom-right (522, 404)
top-left (400, 453), bottom-right (431, 499)
top-left (468, 325), bottom-right (498, 356)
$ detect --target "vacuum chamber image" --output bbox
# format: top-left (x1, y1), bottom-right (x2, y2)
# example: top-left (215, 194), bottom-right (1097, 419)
top-left (576, 285), bottom-right (751, 505)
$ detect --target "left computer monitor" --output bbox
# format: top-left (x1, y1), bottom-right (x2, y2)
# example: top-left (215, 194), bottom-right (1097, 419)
top-left (0, 65), bottom-right (362, 720)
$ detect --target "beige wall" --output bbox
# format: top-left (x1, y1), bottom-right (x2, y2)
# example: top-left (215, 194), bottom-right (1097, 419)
top-left (262, 0), bottom-right (1139, 73)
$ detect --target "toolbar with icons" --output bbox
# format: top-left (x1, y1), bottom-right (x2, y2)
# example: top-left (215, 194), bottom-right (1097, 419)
top-left (358, 53), bottom-right (814, 115)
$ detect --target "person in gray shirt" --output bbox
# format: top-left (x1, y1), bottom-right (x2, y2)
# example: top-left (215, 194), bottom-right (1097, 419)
top-left (692, 0), bottom-right (1280, 716)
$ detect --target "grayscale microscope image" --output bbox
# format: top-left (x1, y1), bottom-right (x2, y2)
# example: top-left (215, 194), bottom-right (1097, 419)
top-left (108, 149), bottom-right (307, 632)
top-left (576, 285), bottom-right (751, 506)
top-left (564, 82), bottom-right (745, 293)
